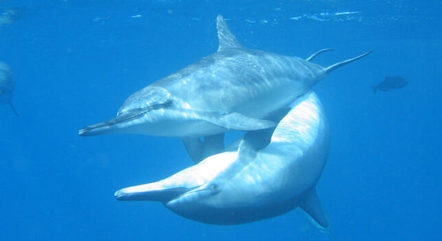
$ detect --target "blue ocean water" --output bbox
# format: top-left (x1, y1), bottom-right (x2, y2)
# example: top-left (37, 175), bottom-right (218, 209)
top-left (0, 0), bottom-right (441, 240)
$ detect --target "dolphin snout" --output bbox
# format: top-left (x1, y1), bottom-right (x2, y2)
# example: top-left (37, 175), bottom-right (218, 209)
top-left (78, 110), bottom-right (147, 136)
top-left (114, 189), bottom-right (129, 200)
top-left (114, 183), bottom-right (194, 202)
top-left (114, 185), bottom-right (155, 201)
top-left (78, 120), bottom-right (115, 136)
top-left (114, 189), bottom-right (138, 201)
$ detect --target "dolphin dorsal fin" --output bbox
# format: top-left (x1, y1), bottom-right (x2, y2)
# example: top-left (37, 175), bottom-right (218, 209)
top-left (216, 15), bottom-right (242, 51)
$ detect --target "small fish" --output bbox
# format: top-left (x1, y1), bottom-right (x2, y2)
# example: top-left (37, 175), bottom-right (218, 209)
top-left (0, 61), bottom-right (19, 116)
top-left (372, 76), bottom-right (408, 93)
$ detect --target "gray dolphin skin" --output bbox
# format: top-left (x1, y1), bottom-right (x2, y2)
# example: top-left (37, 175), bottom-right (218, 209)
top-left (115, 91), bottom-right (330, 227)
top-left (0, 61), bottom-right (18, 116)
top-left (79, 15), bottom-right (369, 139)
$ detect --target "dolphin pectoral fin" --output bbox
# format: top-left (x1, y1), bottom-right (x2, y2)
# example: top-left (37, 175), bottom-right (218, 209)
top-left (182, 134), bottom-right (225, 163)
top-left (236, 109), bottom-right (290, 151)
top-left (299, 188), bottom-right (329, 229)
top-left (203, 134), bottom-right (225, 156)
top-left (182, 137), bottom-right (204, 163)
top-left (202, 112), bottom-right (275, 131)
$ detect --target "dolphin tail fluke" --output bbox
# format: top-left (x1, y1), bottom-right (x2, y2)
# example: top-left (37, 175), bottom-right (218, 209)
top-left (325, 50), bottom-right (372, 74)
top-left (299, 188), bottom-right (329, 230)
top-left (9, 102), bottom-right (19, 116)
top-left (305, 48), bottom-right (333, 62)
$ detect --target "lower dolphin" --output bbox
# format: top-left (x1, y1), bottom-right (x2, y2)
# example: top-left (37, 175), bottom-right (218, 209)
top-left (115, 91), bottom-right (330, 227)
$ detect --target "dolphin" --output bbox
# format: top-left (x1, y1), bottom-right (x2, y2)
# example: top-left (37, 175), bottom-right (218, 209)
top-left (115, 91), bottom-right (330, 227)
top-left (0, 61), bottom-right (18, 116)
top-left (79, 15), bottom-right (369, 142)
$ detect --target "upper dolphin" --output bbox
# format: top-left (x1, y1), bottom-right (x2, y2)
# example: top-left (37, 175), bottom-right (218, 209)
top-left (0, 61), bottom-right (18, 116)
top-left (79, 15), bottom-right (369, 138)
top-left (114, 91), bottom-right (330, 227)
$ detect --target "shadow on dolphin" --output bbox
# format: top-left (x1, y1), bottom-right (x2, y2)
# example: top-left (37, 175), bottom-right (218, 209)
top-left (79, 15), bottom-right (369, 141)
top-left (0, 61), bottom-right (19, 116)
top-left (115, 91), bottom-right (330, 227)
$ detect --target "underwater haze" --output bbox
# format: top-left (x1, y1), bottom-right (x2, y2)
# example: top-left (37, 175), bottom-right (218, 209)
top-left (0, 0), bottom-right (441, 240)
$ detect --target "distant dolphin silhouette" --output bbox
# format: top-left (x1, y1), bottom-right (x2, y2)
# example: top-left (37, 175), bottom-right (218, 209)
top-left (0, 61), bottom-right (18, 116)
top-left (79, 15), bottom-right (368, 160)
top-left (115, 91), bottom-right (330, 227)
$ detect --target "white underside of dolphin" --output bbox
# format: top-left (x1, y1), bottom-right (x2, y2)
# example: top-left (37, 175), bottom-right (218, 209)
top-left (115, 91), bottom-right (330, 227)
top-left (79, 15), bottom-right (369, 141)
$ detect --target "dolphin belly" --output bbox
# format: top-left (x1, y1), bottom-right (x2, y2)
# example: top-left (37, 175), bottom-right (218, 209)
top-left (168, 196), bottom-right (303, 225)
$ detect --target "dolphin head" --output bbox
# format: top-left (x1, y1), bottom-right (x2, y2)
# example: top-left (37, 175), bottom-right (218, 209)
top-left (116, 86), bottom-right (172, 117)
top-left (114, 151), bottom-right (241, 221)
top-left (78, 86), bottom-right (182, 136)
top-left (114, 140), bottom-right (286, 225)
top-left (114, 151), bottom-right (237, 200)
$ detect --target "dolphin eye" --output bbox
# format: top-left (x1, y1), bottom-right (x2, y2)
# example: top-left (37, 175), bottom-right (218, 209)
top-left (147, 99), bottom-right (173, 110)
top-left (143, 87), bottom-right (173, 110)
top-left (118, 86), bottom-right (172, 115)
top-left (209, 184), bottom-right (218, 191)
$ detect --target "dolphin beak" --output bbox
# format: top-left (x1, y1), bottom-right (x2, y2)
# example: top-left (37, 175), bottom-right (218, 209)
top-left (78, 120), bottom-right (115, 136)
top-left (114, 185), bottom-right (155, 201)
top-left (79, 111), bottom-right (147, 136)
top-left (114, 188), bottom-right (135, 200)
top-left (114, 183), bottom-right (195, 202)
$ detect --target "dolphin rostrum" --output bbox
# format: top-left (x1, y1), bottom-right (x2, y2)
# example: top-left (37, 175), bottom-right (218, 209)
top-left (0, 61), bottom-right (18, 116)
top-left (115, 91), bottom-right (330, 227)
top-left (79, 15), bottom-right (369, 141)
